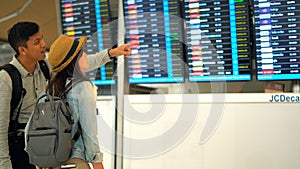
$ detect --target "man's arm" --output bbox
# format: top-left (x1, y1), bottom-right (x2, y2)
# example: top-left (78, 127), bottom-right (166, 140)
top-left (0, 71), bottom-right (13, 169)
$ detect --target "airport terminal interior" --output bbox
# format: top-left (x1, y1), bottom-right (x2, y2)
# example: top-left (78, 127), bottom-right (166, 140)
top-left (1, 0), bottom-right (300, 169)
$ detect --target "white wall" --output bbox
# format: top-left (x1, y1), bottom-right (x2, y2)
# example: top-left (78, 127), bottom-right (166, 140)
top-left (122, 94), bottom-right (300, 169)
top-left (96, 96), bottom-right (116, 169)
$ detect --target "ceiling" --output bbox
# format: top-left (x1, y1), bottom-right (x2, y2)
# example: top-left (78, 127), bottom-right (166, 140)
top-left (0, 0), bottom-right (59, 50)
top-left (0, 0), bottom-right (119, 50)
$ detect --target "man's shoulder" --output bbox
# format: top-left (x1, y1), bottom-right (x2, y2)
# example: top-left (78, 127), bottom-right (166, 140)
top-left (0, 64), bottom-right (16, 83)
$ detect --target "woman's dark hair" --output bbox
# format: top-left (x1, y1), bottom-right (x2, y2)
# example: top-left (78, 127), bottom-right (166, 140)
top-left (8, 21), bottom-right (40, 56)
top-left (46, 50), bottom-right (89, 97)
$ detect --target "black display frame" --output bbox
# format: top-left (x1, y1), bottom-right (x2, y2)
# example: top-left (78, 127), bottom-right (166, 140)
top-left (59, 0), bottom-right (117, 86)
top-left (123, 0), bottom-right (187, 84)
top-left (253, 0), bottom-right (300, 81)
top-left (183, 0), bottom-right (253, 83)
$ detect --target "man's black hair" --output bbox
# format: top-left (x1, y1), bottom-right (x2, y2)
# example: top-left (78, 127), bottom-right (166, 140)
top-left (7, 21), bottom-right (40, 56)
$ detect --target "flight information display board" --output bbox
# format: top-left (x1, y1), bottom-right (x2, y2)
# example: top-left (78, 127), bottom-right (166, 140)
top-left (254, 0), bottom-right (300, 80)
top-left (123, 0), bottom-right (185, 84)
top-left (60, 0), bottom-right (115, 85)
top-left (184, 0), bottom-right (252, 82)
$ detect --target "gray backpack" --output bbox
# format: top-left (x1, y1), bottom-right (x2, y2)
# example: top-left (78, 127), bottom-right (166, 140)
top-left (25, 80), bottom-right (82, 168)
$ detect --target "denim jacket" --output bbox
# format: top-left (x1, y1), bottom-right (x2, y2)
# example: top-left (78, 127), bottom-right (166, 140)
top-left (66, 80), bottom-right (103, 163)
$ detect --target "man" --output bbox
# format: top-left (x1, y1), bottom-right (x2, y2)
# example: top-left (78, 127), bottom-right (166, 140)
top-left (0, 21), bottom-right (133, 169)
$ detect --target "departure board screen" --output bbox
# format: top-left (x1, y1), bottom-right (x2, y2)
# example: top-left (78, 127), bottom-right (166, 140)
top-left (60, 0), bottom-right (115, 85)
top-left (123, 0), bottom-right (185, 84)
top-left (184, 0), bottom-right (252, 82)
top-left (254, 0), bottom-right (300, 80)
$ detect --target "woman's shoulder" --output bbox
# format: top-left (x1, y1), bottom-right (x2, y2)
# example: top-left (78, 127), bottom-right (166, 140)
top-left (71, 80), bottom-right (95, 91)
top-left (70, 80), bottom-right (97, 99)
top-left (77, 79), bottom-right (93, 86)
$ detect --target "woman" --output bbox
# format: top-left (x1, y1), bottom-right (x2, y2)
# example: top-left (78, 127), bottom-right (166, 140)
top-left (42, 35), bottom-right (129, 169)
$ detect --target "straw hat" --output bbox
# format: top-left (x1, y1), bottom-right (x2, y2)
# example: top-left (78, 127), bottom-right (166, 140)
top-left (48, 35), bottom-right (87, 73)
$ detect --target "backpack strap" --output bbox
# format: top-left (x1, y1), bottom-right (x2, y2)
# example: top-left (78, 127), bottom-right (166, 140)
top-left (61, 79), bottom-right (86, 142)
top-left (1, 61), bottom-right (50, 134)
top-left (72, 122), bottom-right (82, 141)
top-left (38, 60), bottom-right (50, 81)
top-left (0, 64), bottom-right (26, 135)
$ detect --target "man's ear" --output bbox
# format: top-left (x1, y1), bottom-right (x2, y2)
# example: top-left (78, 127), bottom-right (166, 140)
top-left (18, 46), bottom-right (26, 55)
